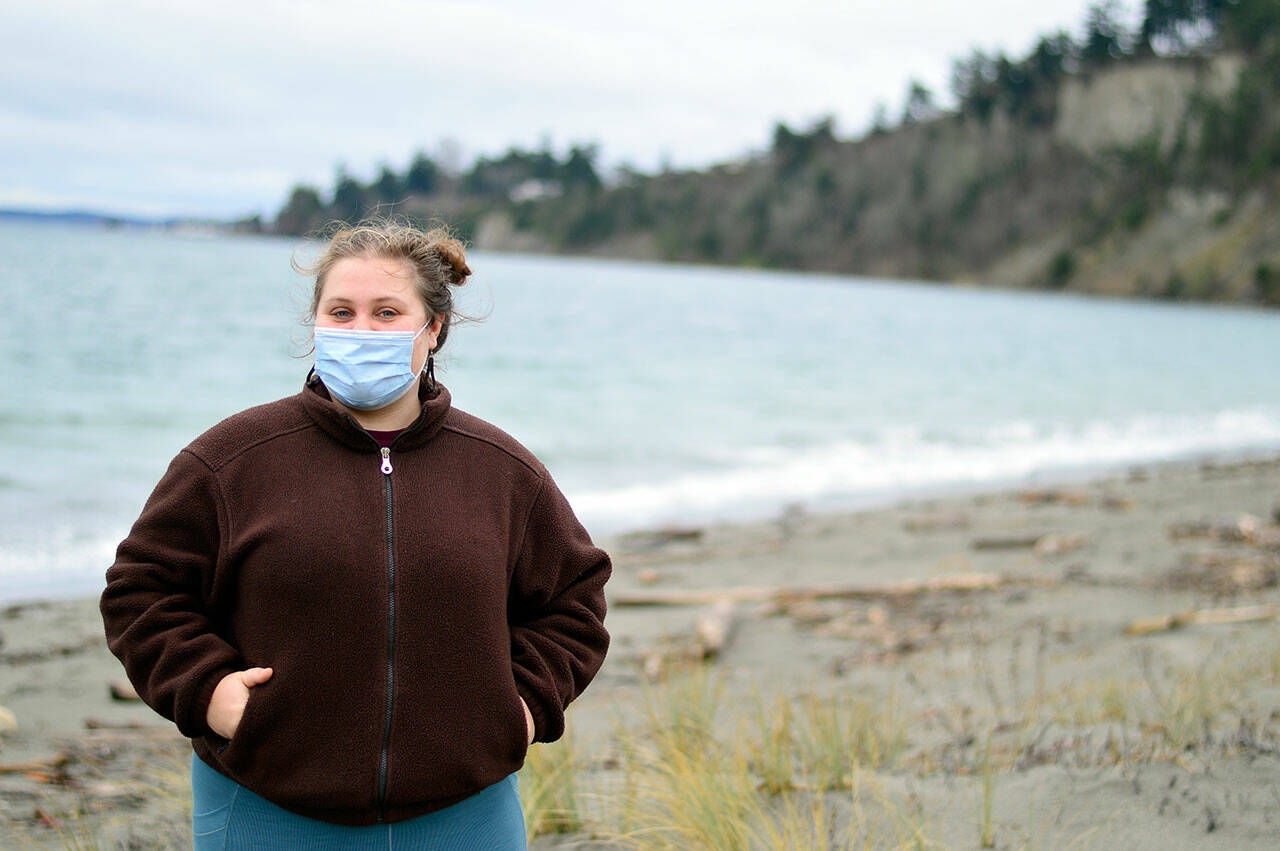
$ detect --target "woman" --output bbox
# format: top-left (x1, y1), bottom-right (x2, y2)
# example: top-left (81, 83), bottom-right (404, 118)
top-left (99, 221), bottom-right (612, 848)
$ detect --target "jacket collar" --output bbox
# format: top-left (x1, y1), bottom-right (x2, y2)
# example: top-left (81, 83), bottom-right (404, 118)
top-left (301, 368), bottom-right (452, 452)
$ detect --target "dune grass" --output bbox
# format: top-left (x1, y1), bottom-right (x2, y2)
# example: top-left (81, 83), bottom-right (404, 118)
top-left (542, 660), bottom-right (927, 849)
top-left (518, 725), bottom-right (583, 840)
top-left (515, 630), bottom-right (1280, 849)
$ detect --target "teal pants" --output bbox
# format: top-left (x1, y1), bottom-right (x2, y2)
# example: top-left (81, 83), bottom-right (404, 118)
top-left (191, 752), bottom-right (526, 849)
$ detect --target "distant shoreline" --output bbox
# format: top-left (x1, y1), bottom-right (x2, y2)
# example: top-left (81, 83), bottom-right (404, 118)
top-left (5, 213), bottom-right (1279, 314)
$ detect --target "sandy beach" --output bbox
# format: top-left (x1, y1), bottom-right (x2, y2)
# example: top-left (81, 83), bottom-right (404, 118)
top-left (3, 451), bottom-right (1280, 848)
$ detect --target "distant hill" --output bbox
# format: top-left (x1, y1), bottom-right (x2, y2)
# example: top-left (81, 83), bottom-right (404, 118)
top-left (0, 208), bottom-right (156, 226)
top-left (270, 2), bottom-right (1280, 307)
top-left (0, 207), bottom-right (258, 234)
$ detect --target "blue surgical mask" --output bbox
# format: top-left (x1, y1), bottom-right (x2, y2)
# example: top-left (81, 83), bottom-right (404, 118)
top-left (313, 323), bottom-right (429, 410)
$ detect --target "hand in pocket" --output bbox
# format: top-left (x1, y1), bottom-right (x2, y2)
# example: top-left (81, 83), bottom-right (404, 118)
top-left (519, 696), bottom-right (535, 745)
top-left (206, 667), bottom-right (273, 739)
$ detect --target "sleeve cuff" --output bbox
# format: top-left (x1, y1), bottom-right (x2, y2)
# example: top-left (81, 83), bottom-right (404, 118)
top-left (183, 666), bottom-right (237, 739)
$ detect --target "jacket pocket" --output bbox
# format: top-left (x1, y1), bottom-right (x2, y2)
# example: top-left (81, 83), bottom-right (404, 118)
top-left (506, 674), bottom-right (532, 760)
top-left (216, 685), bottom-right (271, 772)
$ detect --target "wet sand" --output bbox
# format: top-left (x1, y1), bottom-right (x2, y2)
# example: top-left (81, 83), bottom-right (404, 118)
top-left (3, 451), bottom-right (1279, 847)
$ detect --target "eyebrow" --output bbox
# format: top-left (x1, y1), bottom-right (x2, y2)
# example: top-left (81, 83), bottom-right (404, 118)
top-left (319, 295), bottom-right (413, 306)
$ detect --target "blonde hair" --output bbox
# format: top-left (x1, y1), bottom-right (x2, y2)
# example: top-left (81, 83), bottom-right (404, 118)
top-left (295, 217), bottom-right (472, 352)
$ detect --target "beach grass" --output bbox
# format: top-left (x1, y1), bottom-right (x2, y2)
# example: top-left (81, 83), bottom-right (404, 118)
top-left (515, 620), bottom-right (1280, 848)
top-left (536, 662), bottom-right (932, 849)
top-left (519, 725), bottom-right (583, 840)
top-left (1, 734), bottom-right (193, 850)
top-left (5, 796), bottom-right (103, 851)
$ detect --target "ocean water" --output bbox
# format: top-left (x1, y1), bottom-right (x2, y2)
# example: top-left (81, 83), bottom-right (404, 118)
top-left (3, 221), bottom-right (1280, 603)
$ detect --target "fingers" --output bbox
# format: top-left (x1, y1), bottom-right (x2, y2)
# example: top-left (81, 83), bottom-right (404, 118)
top-left (238, 666), bottom-right (274, 688)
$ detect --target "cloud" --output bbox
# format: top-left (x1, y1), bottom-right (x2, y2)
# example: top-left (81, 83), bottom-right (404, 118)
top-left (0, 0), bottom-right (1133, 218)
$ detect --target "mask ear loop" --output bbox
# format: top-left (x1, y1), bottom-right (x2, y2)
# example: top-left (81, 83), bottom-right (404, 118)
top-left (419, 319), bottom-right (438, 393)
top-left (424, 345), bottom-right (437, 394)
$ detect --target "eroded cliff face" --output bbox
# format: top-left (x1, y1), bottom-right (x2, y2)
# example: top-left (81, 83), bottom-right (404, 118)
top-left (1023, 53), bottom-right (1277, 304)
top-left (980, 183), bottom-right (1280, 304)
top-left (1052, 54), bottom-right (1243, 156)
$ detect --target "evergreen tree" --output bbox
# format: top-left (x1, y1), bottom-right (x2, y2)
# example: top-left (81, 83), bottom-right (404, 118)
top-left (1141, 0), bottom-right (1227, 53)
top-left (275, 185), bottom-right (323, 235)
top-left (1082, 1), bottom-right (1129, 65)
top-left (1029, 32), bottom-right (1077, 83)
top-left (372, 165), bottom-right (402, 204)
top-left (1217, 0), bottom-right (1280, 52)
top-left (561, 144), bottom-right (602, 193)
top-left (902, 79), bottom-right (937, 125)
top-left (331, 167), bottom-right (366, 224)
top-left (773, 116), bottom-right (835, 170)
top-left (951, 49), bottom-right (998, 120)
top-left (994, 54), bottom-right (1034, 115)
top-left (870, 101), bottom-right (890, 135)
top-left (404, 151), bottom-right (440, 195)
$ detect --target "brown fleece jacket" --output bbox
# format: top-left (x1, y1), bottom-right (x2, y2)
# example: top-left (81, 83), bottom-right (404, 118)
top-left (100, 374), bottom-right (611, 826)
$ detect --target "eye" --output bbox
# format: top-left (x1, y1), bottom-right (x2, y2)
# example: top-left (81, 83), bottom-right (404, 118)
top-left (331, 308), bottom-right (352, 319)
top-left (377, 308), bottom-right (398, 319)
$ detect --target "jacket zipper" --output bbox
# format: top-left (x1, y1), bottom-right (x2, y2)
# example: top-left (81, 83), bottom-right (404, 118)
top-left (345, 411), bottom-right (416, 823)
top-left (376, 445), bottom-right (395, 823)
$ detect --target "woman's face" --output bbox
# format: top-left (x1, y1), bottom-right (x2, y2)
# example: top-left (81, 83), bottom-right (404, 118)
top-left (314, 256), bottom-right (441, 374)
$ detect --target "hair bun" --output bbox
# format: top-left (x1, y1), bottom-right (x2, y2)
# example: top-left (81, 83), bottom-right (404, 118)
top-left (432, 238), bottom-right (471, 286)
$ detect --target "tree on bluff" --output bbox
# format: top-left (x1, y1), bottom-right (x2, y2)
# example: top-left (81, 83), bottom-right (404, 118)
top-left (1081, 1), bottom-right (1130, 65)
top-left (561, 144), bottom-right (602, 193)
top-left (405, 152), bottom-right (440, 195)
top-left (331, 168), bottom-right (366, 224)
top-left (372, 165), bottom-right (402, 205)
top-left (1029, 31), bottom-right (1078, 82)
top-left (951, 50), bottom-right (999, 121)
top-left (275, 186), bottom-right (323, 236)
top-left (902, 79), bottom-right (939, 125)
top-left (772, 116), bottom-right (835, 173)
top-left (1140, 0), bottom-right (1229, 53)
top-left (1140, 0), bottom-right (1280, 54)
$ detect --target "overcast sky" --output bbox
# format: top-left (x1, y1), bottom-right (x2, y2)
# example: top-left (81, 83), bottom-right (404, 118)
top-left (1, 0), bottom-right (1141, 220)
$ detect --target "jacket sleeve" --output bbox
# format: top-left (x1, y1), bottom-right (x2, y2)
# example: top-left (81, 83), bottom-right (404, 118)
top-left (508, 473), bottom-right (611, 744)
top-left (100, 449), bottom-right (243, 739)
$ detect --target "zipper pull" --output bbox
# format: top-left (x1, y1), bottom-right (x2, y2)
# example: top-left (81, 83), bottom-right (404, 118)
top-left (380, 447), bottom-right (393, 475)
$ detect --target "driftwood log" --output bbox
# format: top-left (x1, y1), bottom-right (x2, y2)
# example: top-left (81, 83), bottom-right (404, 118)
top-left (971, 535), bottom-right (1043, 550)
top-left (1125, 604), bottom-right (1277, 635)
top-left (613, 572), bottom-right (1035, 607)
top-left (641, 599), bottom-right (739, 680)
top-left (0, 705), bottom-right (16, 736)
top-left (1167, 514), bottom-right (1280, 548)
top-left (109, 680), bottom-right (141, 701)
top-left (0, 754), bottom-right (69, 774)
top-left (694, 599), bottom-right (736, 658)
